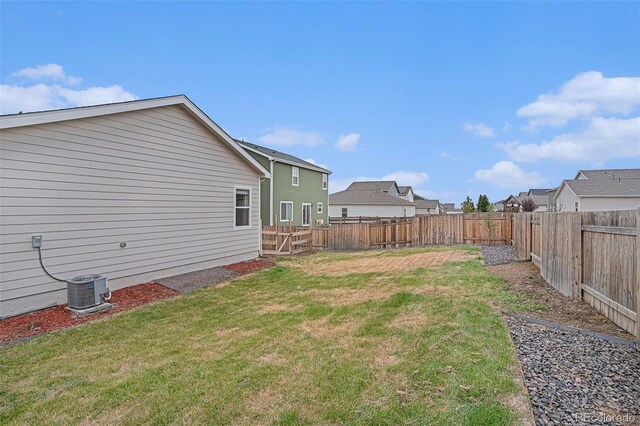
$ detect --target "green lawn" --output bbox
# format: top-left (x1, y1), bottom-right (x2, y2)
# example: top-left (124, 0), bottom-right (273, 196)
top-left (1, 247), bottom-right (527, 425)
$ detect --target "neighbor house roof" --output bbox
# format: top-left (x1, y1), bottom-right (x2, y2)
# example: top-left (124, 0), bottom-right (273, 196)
top-left (236, 140), bottom-right (332, 174)
top-left (504, 195), bottom-right (521, 204)
top-left (0, 95), bottom-right (271, 178)
top-left (559, 178), bottom-right (640, 198)
top-left (575, 169), bottom-right (640, 180)
top-left (528, 188), bottom-right (552, 196)
top-left (329, 190), bottom-right (415, 206)
top-left (414, 199), bottom-right (439, 209)
top-left (347, 181), bottom-right (398, 192)
top-left (398, 186), bottom-right (413, 195)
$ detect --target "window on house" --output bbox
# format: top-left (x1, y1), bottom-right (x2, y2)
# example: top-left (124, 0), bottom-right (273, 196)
top-left (574, 201), bottom-right (578, 212)
top-left (341, 208), bottom-right (348, 217)
top-left (280, 201), bottom-right (293, 222)
top-left (317, 202), bottom-right (323, 214)
top-left (234, 188), bottom-right (251, 227)
top-left (322, 173), bottom-right (328, 190)
top-left (292, 167), bottom-right (299, 186)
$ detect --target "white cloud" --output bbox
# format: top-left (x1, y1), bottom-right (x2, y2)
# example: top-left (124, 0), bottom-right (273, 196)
top-left (259, 127), bottom-right (324, 147)
top-left (500, 116), bottom-right (640, 163)
top-left (11, 63), bottom-right (81, 85)
top-left (382, 171), bottom-right (430, 187)
top-left (304, 158), bottom-right (328, 169)
top-left (335, 133), bottom-right (360, 151)
top-left (0, 64), bottom-right (137, 114)
top-left (463, 122), bottom-right (494, 137)
top-left (517, 71), bottom-right (640, 127)
top-left (474, 161), bottom-right (546, 189)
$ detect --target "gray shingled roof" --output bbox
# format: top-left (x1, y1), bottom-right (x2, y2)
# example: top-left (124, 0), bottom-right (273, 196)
top-left (347, 181), bottom-right (397, 192)
top-left (577, 169), bottom-right (640, 180)
top-left (329, 190), bottom-right (415, 206)
top-left (397, 185), bottom-right (412, 195)
top-left (414, 199), bottom-right (439, 209)
top-left (528, 188), bottom-right (553, 196)
top-left (237, 140), bottom-right (331, 174)
top-left (563, 178), bottom-right (640, 197)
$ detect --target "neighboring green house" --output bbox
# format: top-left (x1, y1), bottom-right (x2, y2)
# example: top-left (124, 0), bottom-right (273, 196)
top-left (237, 141), bottom-right (331, 226)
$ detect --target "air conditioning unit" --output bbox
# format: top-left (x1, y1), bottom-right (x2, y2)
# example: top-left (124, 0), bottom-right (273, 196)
top-left (67, 274), bottom-right (110, 310)
top-left (315, 219), bottom-right (324, 226)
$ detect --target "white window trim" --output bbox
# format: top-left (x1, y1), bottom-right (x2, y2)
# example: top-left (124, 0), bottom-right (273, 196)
top-left (292, 166), bottom-right (299, 187)
top-left (233, 185), bottom-right (252, 230)
top-left (341, 207), bottom-right (348, 217)
top-left (302, 203), bottom-right (311, 226)
top-left (317, 202), bottom-right (323, 214)
top-left (322, 173), bottom-right (328, 190)
top-left (280, 201), bottom-right (294, 222)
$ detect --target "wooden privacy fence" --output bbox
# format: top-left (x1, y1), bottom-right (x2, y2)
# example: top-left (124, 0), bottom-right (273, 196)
top-left (511, 209), bottom-right (639, 347)
top-left (262, 212), bottom-right (511, 253)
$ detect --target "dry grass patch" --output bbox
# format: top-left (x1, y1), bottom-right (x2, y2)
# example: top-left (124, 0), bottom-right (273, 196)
top-left (390, 307), bottom-right (431, 330)
top-left (284, 249), bottom-right (477, 276)
top-left (299, 317), bottom-right (363, 339)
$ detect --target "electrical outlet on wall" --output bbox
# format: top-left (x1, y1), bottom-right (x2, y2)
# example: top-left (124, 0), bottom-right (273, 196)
top-left (32, 235), bottom-right (42, 248)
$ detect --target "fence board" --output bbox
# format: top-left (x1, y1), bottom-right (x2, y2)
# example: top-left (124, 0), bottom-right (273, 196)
top-left (264, 213), bottom-right (509, 253)
top-left (511, 209), bottom-right (639, 345)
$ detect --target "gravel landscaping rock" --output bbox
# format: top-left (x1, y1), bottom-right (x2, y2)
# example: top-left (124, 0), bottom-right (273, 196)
top-left (481, 244), bottom-right (518, 265)
top-left (157, 267), bottom-right (239, 292)
top-left (506, 316), bottom-right (640, 425)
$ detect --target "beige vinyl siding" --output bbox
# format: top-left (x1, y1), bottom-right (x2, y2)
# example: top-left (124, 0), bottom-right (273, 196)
top-left (578, 197), bottom-right (640, 212)
top-left (555, 185), bottom-right (580, 212)
top-left (0, 105), bottom-right (261, 318)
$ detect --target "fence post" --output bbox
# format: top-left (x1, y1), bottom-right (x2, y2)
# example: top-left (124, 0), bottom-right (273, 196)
top-left (636, 208), bottom-right (640, 349)
top-left (571, 212), bottom-right (583, 301)
top-left (524, 213), bottom-right (533, 260)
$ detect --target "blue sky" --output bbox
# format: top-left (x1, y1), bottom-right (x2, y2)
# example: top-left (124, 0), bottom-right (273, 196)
top-left (2, 1), bottom-right (639, 205)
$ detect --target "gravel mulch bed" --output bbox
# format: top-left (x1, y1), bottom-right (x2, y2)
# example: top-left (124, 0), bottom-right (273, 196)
top-left (481, 244), bottom-right (519, 265)
top-left (506, 316), bottom-right (640, 425)
top-left (0, 283), bottom-right (179, 344)
top-left (157, 267), bottom-right (239, 292)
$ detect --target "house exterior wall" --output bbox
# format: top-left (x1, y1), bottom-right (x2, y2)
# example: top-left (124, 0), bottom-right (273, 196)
top-left (328, 204), bottom-right (415, 218)
top-left (579, 197), bottom-right (640, 212)
top-left (0, 105), bottom-right (262, 318)
top-left (555, 186), bottom-right (580, 212)
top-left (271, 162), bottom-right (329, 226)
top-left (416, 207), bottom-right (438, 215)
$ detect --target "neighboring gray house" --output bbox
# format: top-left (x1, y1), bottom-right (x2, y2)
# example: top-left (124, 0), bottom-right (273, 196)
top-left (397, 186), bottom-right (415, 203)
top-left (0, 95), bottom-right (270, 318)
top-left (522, 189), bottom-right (551, 212)
top-left (414, 195), bottom-right (441, 214)
top-left (442, 203), bottom-right (463, 215)
top-left (554, 169), bottom-right (640, 212)
top-left (329, 181), bottom-right (416, 217)
top-left (546, 188), bottom-right (558, 212)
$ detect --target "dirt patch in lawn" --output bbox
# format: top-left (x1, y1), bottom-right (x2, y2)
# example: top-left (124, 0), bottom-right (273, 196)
top-left (290, 250), bottom-right (476, 277)
top-left (0, 283), bottom-right (179, 344)
top-left (489, 262), bottom-right (632, 339)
